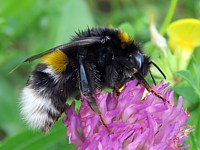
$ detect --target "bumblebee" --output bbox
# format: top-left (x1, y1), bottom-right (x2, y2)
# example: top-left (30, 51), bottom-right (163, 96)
top-left (19, 27), bottom-right (166, 132)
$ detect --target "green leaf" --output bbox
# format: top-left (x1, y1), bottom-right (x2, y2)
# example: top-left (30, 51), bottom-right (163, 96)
top-left (0, 75), bottom-right (25, 135)
top-left (190, 47), bottom-right (200, 64)
top-left (0, 120), bottom-right (74, 150)
top-left (174, 85), bottom-right (198, 104)
top-left (0, 0), bottom-right (44, 37)
top-left (176, 67), bottom-right (200, 98)
top-left (47, 0), bottom-right (95, 46)
top-left (188, 131), bottom-right (199, 150)
top-left (176, 70), bottom-right (196, 89)
top-left (195, 106), bottom-right (200, 143)
top-left (192, 63), bottom-right (200, 88)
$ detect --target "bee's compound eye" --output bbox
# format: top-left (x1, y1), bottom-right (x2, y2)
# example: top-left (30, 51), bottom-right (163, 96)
top-left (129, 52), bottom-right (144, 69)
top-left (135, 53), bottom-right (144, 69)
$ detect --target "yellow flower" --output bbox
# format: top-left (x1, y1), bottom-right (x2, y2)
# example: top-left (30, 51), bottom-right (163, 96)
top-left (166, 19), bottom-right (200, 70)
top-left (167, 19), bottom-right (200, 50)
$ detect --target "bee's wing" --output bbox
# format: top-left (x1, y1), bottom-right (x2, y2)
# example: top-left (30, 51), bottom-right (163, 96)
top-left (10, 36), bottom-right (103, 73)
top-left (24, 36), bottom-right (103, 62)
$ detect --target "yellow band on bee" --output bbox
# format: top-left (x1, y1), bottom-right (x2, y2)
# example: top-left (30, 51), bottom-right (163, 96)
top-left (118, 31), bottom-right (131, 43)
top-left (41, 50), bottom-right (69, 73)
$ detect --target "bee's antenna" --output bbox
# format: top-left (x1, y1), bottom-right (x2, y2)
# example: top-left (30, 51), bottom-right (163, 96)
top-left (149, 70), bottom-right (156, 85)
top-left (150, 61), bottom-right (166, 79)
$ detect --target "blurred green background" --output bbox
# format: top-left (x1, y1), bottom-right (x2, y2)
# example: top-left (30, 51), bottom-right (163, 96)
top-left (0, 0), bottom-right (199, 149)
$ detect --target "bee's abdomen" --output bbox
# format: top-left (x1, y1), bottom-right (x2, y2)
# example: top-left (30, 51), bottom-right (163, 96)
top-left (20, 85), bottom-right (62, 132)
top-left (20, 64), bottom-right (69, 132)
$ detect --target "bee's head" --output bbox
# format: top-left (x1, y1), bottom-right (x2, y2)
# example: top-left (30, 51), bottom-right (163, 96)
top-left (117, 30), bottom-right (150, 77)
top-left (128, 50), bottom-right (151, 77)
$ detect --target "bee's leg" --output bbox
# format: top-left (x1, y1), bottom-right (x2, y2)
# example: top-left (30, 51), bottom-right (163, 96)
top-left (78, 55), bottom-right (110, 129)
top-left (134, 73), bottom-right (167, 102)
top-left (114, 87), bottom-right (120, 96)
top-left (78, 55), bottom-right (101, 114)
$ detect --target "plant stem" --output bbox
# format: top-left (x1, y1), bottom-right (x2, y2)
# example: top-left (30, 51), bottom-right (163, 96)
top-left (159, 0), bottom-right (178, 35)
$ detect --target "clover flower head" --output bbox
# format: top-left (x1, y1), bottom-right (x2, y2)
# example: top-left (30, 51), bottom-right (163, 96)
top-left (63, 80), bottom-right (191, 150)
